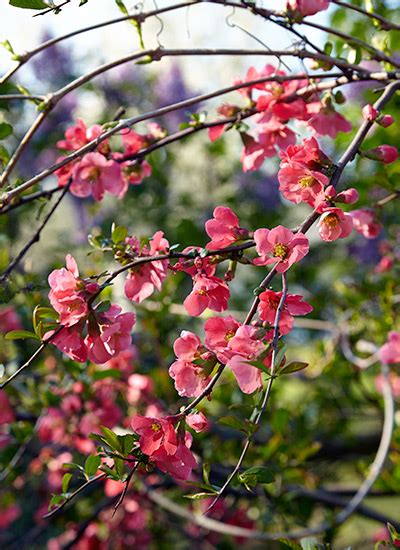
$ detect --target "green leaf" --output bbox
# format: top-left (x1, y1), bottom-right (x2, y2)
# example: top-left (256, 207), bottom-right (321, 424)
top-left (300, 537), bottom-right (325, 550)
top-left (218, 415), bottom-right (246, 432)
top-left (111, 225), bottom-right (128, 244)
top-left (240, 466), bottom-right (274, 485)
top-left (62, 462), bottom-right (86, 474)
top-left (0, 145), bottom-right (10, 168)
top-left (117, 433), bottom-right (136, 455)
top-left (61, 473), bottom-right (72, 494)
top-left (84, 455), bottom-right (101, 477)
top-left (279, 361), bottom-right (309, 376)
top-left (100, 426), bottom-right (122, 452)
top-left (48, 493), bottom-right (64, 510)
top-left (9, 0), bottom-right (49, 9)
top-left (387, 522), bottom-right (400, 543)
top-left (114, 456), bottom-right (125, 477)
top-left (95, 300), bottom-right (111, 314)
top-left (278, 539), bottom-right (302, 550)
top-left (5, 330), bottom-right (38, 341)
top-left (183, 492), bottom-right (217, 500)
top-left (0, 123), bottom-right (13, 140)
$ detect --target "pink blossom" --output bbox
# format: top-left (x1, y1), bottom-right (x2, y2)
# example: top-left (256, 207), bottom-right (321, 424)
top-left (379, 114), bottom-right (394, 128)
top-left (169, 331), bottom-right (211, 397)
top-left (47, 325), bottom-right (88, 362)
top-left (48, 254), bottom-right (92, 327)
top-left (318, 207), bottom-right (353, 241)
top-left (278, 164), bottom-right (328, 206)
top-left (0, 306), bottom-right (21, 333)
top-left (287, 0), bottom-right (330, 17)
top-left (375, 255), bottom-right (394, 273)
top-left (176, 246), bottom-right (216, 278)
top-left (183, 275), bottom-right (230, 316)
top-left (225, 325), bottom-right (267, 394)
top-left (208, 124), bottom-right (226, 142)
top-left (253, 225), bottom-right (309, 272)
top-left (379, 332), bottom-right (400, 364)
top-left (37, 408), bottom-right (66, 444)
top-left (306, 102), bottom-right (352, 138)
top-left (350, 209), bottom-right (382, 239)
top-left (258, 290), bottom-right (313, 334)
top-left (121, 159), bottom-right (152, 186)
top-left (335, 188), bottom-right (359, 204)
top-left (279, 137), bottom-right (328, 170)
top-left (131, 416), bottom-right (197, 480)
top-left (205, 206), bottom-right (249, 250)
top-left (131, 415), bottom-right (177, 456)
top-left (152, 433), bottom-right (197, 481)
top-left (362, 104), bottom-right (378, 121)
top-left (57, 118), bottom-right (106, 152)
top-left (186, 412), bottom-right (209, 432)
top-left (0, 392), bottom-right (15, 425)
top-left (127, 374), bottom-right (154, 405)
top-left (363, 145), bottom-right (398, 164)
top-left (0, 503), bottom-right (21, 530)
top-left (85, 305), bottom-right (136, 365)
top-left (124, 231), bottom-right (169, 303)
top-left (71, 152), bottom-right (125, 201)
top-left (204, 315), bottom-right (241, 362)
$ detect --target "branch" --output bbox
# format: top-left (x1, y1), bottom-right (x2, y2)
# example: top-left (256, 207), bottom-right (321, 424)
top-left (2, 67), bottom-right (394, 206)
top-left (206, 272), bottom-right (288, 511)
top-left (332, 0), bottom-right (400, 32)
top-left (0, 178), bottom-right (72, 284)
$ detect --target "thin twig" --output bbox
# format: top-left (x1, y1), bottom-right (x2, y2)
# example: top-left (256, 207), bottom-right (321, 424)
top-left (206, 272), bottom-right (288, 511)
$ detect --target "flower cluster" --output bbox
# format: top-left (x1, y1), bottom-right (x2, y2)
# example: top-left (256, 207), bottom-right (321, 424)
top-left (47, 255), bottom-right (136, 363)
top-left (210, 62), bottom-right (351, 173)
top-left (56, 119), bottom-right (162, 201)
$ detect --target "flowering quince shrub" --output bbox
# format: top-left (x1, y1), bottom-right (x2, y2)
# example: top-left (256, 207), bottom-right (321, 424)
top-left (0, 1), bottom-right (400, 549)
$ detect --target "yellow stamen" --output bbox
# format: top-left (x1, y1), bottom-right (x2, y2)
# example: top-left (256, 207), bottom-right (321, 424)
top-left (273, 243), bottom-right (289, 259)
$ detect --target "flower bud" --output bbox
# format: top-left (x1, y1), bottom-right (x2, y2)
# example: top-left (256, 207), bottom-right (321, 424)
top-left (378, 114), bottom-right (394, 128)
top-left (362, 104), bottom-right (378, 122)
top-left (363, 145), bottom-right (398, 165)
top-left (335, 188), bottom-right (359, 204)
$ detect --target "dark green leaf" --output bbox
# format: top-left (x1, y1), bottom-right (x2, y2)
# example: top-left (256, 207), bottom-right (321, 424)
top-left (93, 368), bottom-right (121, 381)
top-left (9, 0), bottom-right (48, 9)
top-left (184, 492), bottom-right (217, 500)
top-left (240, 466), bottom-right (274, 485)
top-left (61, 473), bottom-right (72, 494)
top-left (0, 123), bottom-right (13, 140)
top-left (111, 224), bottom-right (128, 244)
top-left (85, 455), bottom-right (101, 477)
top-left (279, 362), bottom-right (309, 376)
top-left (5, 330), bottom-right (38, 341)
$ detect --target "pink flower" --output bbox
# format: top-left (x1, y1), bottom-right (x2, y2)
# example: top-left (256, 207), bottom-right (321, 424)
top-left (318, 207), bottom-right (353, 241)
top-left (71, 152), bottom-right (125, 201)
top-left (183, 275), bottom-right (230, 316)
top-left (152, 433), bottom-right (197, 481)
top-left (131, 415), bottom-right (197, 480)
top-left (85, 305), bottom-right (136, 365)
top-left (205, 206), bottom-right (249, 250)
top-left (253, 225), bottom-right (309, 272)
top-left (258, 290), bottom-right (313, 334)
top-left (37, 408), bottom-right (66, 444)
top-left (306, 102), bottom-right (352, 138)
top-left (204, 315), bottom-right (241, 362)
top-left (0, 392), bottom-right (15, 425)
top-left (57, 119), bottom-right (106, 152)
top-left (375, 255), bottom-right (394, 273)
top-left (350, 209), bottom-right (382, 239)
top-left (127, 374), bottom-right (154, 405)
top-left (0, 306), bottom-right (21, 333)
top-left (0, 503), bottom-right (21, 530)
top-left (131, 415), bottom-right (177, 456)
top-left (278, 164), bottom-right (328, 206)
top-left (121, 159), bottom-right (152, 186)
top-left (362, 104), bottom-right (378, 121)
top-left (47, 325), bottom-right (88, 362)
top-left (186, 412), bottom-right (209, 432)
top-left (287, 0), bottom-right (330, 17)
top-left (48, 254), bottom-right (94, 327)
top-left (169, 331), bottom-right (212, 397)
top-left (363, 145), bottom-right (398, 164)
top-left (379, 332), bottom-right (400, 364)
top-left (280, 137), bottom-right (329, 170)
top-left (208, 124), bottom-right (226, 142)
top-left (226, 325), bottom-right (266, 393)
top-left (379, 114), bottom-right (394, 128)
top-left (124, 231), bottom-right (169, 303)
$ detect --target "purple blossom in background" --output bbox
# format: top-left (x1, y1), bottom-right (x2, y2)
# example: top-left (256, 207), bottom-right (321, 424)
top-left (31, 31), bottom-right (73, 83)
top-left (348, 235), bottom-right (381, 265)
top-left (99, 64), bottom-right (147, 107)
top-left (237, 173), bottom-right (281, 210)
top-left (154, 61), bottom-right (199, 129)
